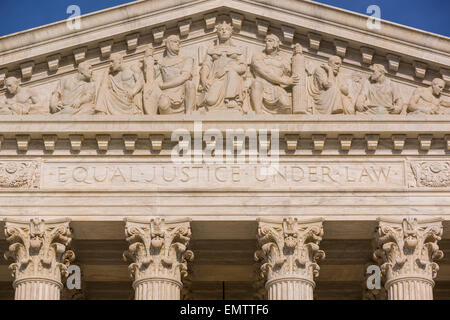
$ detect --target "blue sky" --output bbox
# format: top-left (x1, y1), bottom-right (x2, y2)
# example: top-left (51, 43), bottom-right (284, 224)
top-left (0, 0), bottom-right (449, 37)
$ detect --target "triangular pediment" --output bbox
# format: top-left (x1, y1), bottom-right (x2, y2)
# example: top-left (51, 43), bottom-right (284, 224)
top-left (0, 0), bottom-right (449, 72)
top-left (0, 0), bottom-right (448, 115)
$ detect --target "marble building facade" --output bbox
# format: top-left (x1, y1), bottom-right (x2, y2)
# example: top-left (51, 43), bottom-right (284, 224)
top-left (0, 0), bottom-right (449, 300)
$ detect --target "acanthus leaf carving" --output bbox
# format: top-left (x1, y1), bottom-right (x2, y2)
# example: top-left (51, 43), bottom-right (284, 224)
top-left (3, 218), bottom-right (75, 283)
top-left (123, 218), bottom-right (194, 284)
top-left (373, 217), bottom-right (443, 284)
top-left (255, 218), bottom-right (325, 283)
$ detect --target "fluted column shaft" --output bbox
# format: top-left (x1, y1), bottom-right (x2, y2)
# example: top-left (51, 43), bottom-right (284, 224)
top-left (266, 278), bottom-right (314, 300)
top-left (255, 218), bottom-right (325, 301)
top-left (123, 218), bottom-right (193, 300)
top-left (4, 218), bottom-right (75, 300)
top-left (374, 217), bottom-right (443, 300)
top-left (14, 278), bottom-right (62, 300)
top-left (386, 277), bottom-right (433, 300)
top-left (133, 278), bottom-right (181, 300)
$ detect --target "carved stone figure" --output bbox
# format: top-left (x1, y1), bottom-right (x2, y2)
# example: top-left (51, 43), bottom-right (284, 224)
top-left (355, 64), bottom-right (403, 115)
top-left (0, 77), bottom-right (45, 115)
top-left (307, 56), bottom-right (354, 114)
top-left (50, 61), bottom-right (96, 115)
top-left (96, 53), bottom-right (144, 115)
top-left (250, 34), bottom-right (298, 114)
top-left (144, 36), bottom-right (196, 115)
top-left (199, 21), bottom-right (247, 113)
top-left (408, 78), bottom-right (450, 115)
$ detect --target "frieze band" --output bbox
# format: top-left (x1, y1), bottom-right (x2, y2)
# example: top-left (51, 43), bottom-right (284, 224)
top-left (2, 159), bottom-right (449, 190)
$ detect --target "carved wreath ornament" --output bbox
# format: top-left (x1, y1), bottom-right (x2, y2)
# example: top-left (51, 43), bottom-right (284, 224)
top-left (123, 218), bottom-right (194, 281)
top-left (410, 162), bottom-right (450, 188)
top-left (0, 161), bottom-right (40, 188)
top-left (373, 218), bottom-right (443, 280)
top-left (4, 219), bottom-right (75, 281)
top-left (255, 218), bottom-right (325, 281)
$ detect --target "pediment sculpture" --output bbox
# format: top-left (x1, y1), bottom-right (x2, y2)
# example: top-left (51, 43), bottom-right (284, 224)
top-left (0, 20), bottom-right (448, 117)
top-left (355, 64), bottom-right (404, 115)
top-left (96, 53), bottom-right (145, 115)
top-left (0, 76), bottom-right (45, 115)
top-left (408, 78), bottom-right (450, 115)
top-left (50, 61), bottom-right (96, 115)
top-left (250, 34), bottom-right (299, 115)
top-left (143, 35), bottom-right (196, 115)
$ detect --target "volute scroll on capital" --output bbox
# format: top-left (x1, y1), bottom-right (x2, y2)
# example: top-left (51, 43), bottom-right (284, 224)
top-left (123, 217), bottom-right (194, 283)
top-left (3, 218), bottom-right (75, 283)
top-left (373, 217), bottom-right (444, 283)
top-left (254, 218), bottom-right (325, 283)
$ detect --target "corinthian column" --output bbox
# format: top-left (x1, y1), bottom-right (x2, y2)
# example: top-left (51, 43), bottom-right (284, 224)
top-left (123, 218), bottom-right (194, 300)
top-left (3, 218), bottom-right (75, 300)
top-left (255, 218), bottom-right (325, 300)
top-left (374, 217), bottom-right (444, 300)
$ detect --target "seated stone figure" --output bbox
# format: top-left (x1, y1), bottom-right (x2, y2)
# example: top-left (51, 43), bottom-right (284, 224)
top-left (199, 21), bottom-right (247, 113)
top-left (144, 35), bottom-right (195, 115)
top-left (308, 56), bottom-right (354, 114)
top-left (96, 53), bottom-right (144, 115)
top-left (0, 76), bottom-right (45, 115)
top-left (408, 78), bottom-right (450, 115)
top-left (355, 64), bottom-right (403, 115)
top-left (50, 61), bottom-right (96, 115)
top-left (250, 34), bottom-right (298, 114)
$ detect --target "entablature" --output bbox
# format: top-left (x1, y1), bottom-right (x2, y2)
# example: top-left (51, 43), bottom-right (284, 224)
top-left (0, 116), bottom-right (449, 154)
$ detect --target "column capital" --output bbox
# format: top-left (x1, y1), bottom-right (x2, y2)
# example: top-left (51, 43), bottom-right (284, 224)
top-left (374, 217), bottom-right (443, 299)
top-left (3, 218), bottom-right (75, 299)
top-left (123, 218), bottom-right (194, 285)
top-left (255, 217), bottom-right (325, 285)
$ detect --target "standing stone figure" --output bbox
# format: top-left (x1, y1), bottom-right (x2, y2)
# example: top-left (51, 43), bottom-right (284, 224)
top-left (144, 35), bottom-right (195, 115)
top-left (50, 61), bottom-right (96, 115)
top-left (250, 34), bottom-right (299, 114)
top-left (408, 78), bottom-right (450, 115)
top-left (96, 53), bottom-right (144, 115)
top-left (199, 21), bottom-right (247, 113)
top-left (0, 76), bottom-right (44, 115)
top-left (355, 64), bottom-right (403, 115)
top-left (307, 56), bottom-right (353, 114)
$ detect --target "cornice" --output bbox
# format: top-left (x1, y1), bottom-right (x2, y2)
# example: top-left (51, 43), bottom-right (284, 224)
top-left (0, 0), bottom-right (448, 70)
top-left (0, 115), bottom-right (449, 135)
top-left (0, 116), bottom-right (449, 153)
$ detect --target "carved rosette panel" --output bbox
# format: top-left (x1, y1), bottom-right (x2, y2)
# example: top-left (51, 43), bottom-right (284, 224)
top-left (373, 218), bottom-right (443, 299)
top-left (410, 161), bottom-right (450, 188)
top-left (255, 218), bottom-right (325, 288)
top-left (3, 218), bottom-right (74, 286)
top-left (0, 161), bottom-right (40, 189)
top-left (123, 218), bottom-right (194, 286)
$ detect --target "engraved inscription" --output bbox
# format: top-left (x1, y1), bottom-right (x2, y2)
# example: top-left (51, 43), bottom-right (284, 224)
top-left (42, 161), bottom-right (404, 191)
